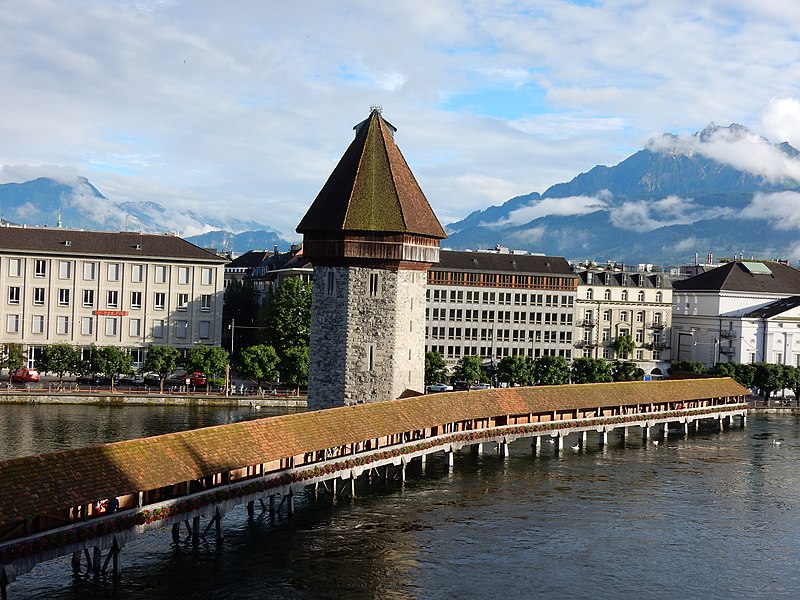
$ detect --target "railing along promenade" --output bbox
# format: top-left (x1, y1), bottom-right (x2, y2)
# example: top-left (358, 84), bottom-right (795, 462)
top-left (0, 378), bottom-right (748, 598)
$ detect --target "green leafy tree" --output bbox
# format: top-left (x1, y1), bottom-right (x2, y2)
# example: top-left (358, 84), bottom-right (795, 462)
top-left (496, 355), bottom-right (532, 386)
top-left (1, 343), bottom-right (25, 379)
top-left (237, 344), bottom-right (280, 388)
top-left (612, 360), bottom-right (645, 382)
top-left (531, 356), bottom-right (570, 386)
top-left (259, 277), bottom-right (312, 377)
top-left (788, 366), bottom-right (800, 402)
top-left (733, 363), bottom-right (756, 389)
top-left (667, 360), bottom-right (705, 376)
top-left (571, 357), bottom-right (613, 384)
top-left (752, 362), bottom-right (785, 401)
top-left (37, 343), bottom-right (79, 382)
top-left (614, 334), bottom-right (635, 360)
top-left (96, 346), bottom-right (133, 390)
top-left (281, 345), bottom-right (309, 394)
top-left (425, 351), bottom-right (448, 385)
top-left (143, 345), bottom-right (180, 393)
top-left (186, 345), bottom-right (230, 393)
top-left (707, 362), bottom-right (755, 389)
top-left (453, 356), bottom-right (486, 384)
top-left (223, 278), bottom-right (261, 354)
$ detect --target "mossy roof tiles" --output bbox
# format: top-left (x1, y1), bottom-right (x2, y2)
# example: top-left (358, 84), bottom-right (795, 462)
top-left (296, 110), bottom-right (446, 239)
top-left (0, 378), bottom-right (746, 525)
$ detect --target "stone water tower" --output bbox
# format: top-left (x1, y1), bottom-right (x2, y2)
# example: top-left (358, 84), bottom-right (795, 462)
top-left (297, 108), bottom-right (446, 409)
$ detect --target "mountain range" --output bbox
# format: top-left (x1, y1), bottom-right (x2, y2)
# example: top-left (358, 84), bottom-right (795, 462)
top-left (0, 176), bottom-right (289, 254)
top-left (444, 123), bottom-right (800, 264)
top-left (2, 123), bottom-right (799, 264)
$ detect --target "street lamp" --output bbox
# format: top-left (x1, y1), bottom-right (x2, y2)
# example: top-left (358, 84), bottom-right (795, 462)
top-left (225, 318), bottom-right (234, 397)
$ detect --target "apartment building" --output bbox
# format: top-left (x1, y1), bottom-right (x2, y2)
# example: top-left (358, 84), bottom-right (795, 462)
top-left (0, 227), bottom-right (227, 369)
top-left (574, 268), bottom-right (672, 376)
top-left (425, 249), bottom-right (578, 365)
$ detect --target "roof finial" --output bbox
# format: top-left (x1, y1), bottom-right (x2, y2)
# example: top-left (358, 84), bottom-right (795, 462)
top-left (370, 105), bottom-right (383, 114)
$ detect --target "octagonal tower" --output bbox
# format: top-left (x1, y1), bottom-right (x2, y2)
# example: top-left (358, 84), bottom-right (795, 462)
top-left (297, 108), bottom-right (446, 409)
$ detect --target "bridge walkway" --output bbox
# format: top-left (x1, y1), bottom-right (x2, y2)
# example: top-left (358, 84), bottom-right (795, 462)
top-left (0, 378), bottom-right (748, 598)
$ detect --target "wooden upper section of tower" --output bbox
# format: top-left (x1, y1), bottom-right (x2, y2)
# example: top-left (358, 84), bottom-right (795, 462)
top-left (297, 108), bottom-right (445, 267)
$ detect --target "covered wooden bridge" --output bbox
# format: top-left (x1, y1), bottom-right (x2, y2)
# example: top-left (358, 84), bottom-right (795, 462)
top-left (0, 378), bottom-right (748, 598)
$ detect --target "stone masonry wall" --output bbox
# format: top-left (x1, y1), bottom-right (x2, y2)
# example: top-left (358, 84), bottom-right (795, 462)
top-left (307, 265), bottom-right (427, 409)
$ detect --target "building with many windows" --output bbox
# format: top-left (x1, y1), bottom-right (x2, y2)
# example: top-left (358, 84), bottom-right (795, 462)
top-left (0, 227), bottom-right (227, 369)
top-left (672, 260), bottom-right (800, 367)
top-left (573, 268), bottom-right (672, 376)
top-left (426, 249), bottom-right (577, 365)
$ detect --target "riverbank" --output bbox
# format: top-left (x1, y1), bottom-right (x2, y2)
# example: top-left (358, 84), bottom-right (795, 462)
top-left (0, 390), bottom-right (307, 409)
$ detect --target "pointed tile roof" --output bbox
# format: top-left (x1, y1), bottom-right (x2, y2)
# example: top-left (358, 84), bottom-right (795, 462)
top-left (297, 109), bottom-right (446, 239)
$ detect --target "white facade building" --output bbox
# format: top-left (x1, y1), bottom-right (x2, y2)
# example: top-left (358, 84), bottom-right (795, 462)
top-left (574, 269), bottom-right (672, 376)
top-left (0, 227), bottom-right (227, 369)
top-left (672, 260), bottom-right (800, 367)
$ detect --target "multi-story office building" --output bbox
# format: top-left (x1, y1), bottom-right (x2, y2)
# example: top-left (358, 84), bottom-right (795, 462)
top-left (0, 227), bottom-right (227, 369)
top-left (425, 249), bottom-right (577, 365)
top-left (573, 268), bottom-right (672, 376)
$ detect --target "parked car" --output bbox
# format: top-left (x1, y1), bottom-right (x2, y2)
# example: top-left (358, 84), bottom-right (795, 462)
top-left (469, 383), bottom-right (492, 390)
top-left (118, 374), bottom-right (145, 387)
top-left (426, 383), bottom-right (453, 393)
top-left (11, 367), bottom-right (39, 383)
top-left (76, 374), bottom-right (118, 386)
top-left (453, 381), bottom-right (470, 391)
top-left (189, 372), bottom-right (207, 386)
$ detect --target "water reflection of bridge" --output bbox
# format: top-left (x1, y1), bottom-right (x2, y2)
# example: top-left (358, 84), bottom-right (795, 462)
top-left (0, 378), bottom-right (748, 598)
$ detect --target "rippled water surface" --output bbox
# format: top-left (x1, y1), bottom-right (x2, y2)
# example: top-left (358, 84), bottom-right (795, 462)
top-left (3, 405), bottom-right (800, 599)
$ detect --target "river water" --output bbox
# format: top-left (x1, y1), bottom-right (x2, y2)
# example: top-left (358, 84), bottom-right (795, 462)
top-left (3, 404), bottom-right (800, 599)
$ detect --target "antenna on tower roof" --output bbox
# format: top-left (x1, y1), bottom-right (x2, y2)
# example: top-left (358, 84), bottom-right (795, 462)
top-left (370, 105), bottom-right (383, 114)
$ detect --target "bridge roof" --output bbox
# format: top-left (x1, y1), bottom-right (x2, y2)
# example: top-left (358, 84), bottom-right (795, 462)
top-left (0, 378), bottom-right (747, 525)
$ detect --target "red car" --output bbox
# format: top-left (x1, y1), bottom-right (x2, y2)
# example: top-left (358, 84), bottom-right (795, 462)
top-left (189, 372), bottom-right (207, 386)
top-left (11, 367), bottom-right (39, 383)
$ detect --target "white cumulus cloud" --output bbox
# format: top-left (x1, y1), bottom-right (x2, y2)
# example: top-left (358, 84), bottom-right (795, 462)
top-left (609, 195), bottom-right (734, 232)
top-left (740, 191), bottom-right (800, 231)
top-left (482, 194), bottom-right (608, 228)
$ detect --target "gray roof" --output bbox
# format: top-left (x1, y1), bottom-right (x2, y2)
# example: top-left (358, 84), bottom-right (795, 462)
top-left (433, 250), bottom-right (574, 276)
top-left (576, 270), bottom-right (671, 289)
top-left (226, 250), bottom-right (271, 270)
top-left (672, 261), bottom-right (800, 294)
top-left (743, 296), bottom-right (800, 318)
top-left (0, 227), bottom-right (226, 263)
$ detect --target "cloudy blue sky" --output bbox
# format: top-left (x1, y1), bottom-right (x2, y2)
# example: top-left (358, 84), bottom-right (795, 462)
top-left (2, 0), bottom-right (800, 240)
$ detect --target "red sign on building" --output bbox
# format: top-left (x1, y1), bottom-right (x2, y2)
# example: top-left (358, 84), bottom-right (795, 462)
top-left (92, 310), bottom-right (129, 317)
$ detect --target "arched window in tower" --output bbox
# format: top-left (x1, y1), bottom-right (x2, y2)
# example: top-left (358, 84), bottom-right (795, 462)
top-left (604, 289), bottom-right (611, 300)
top-left (655, 291), bottom-right (663, 303)
top-left (638, 290), bottom-right (645, 302)
top-left (586, 289), bottom-right (593, 300)
top-left (621, 290), bottom-right (628, 301)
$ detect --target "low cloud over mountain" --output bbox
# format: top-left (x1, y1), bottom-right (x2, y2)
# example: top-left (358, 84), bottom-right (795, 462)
top-left (445, 123), bottom-right (800, 264)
